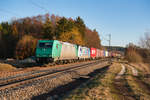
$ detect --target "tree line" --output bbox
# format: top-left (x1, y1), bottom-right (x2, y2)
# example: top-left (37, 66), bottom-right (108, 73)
top-left (0, 13), bottom-right (102, 59)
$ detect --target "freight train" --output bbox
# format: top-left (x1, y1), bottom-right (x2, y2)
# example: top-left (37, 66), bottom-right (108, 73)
top-left (35, 40), bottom-right (119, 63)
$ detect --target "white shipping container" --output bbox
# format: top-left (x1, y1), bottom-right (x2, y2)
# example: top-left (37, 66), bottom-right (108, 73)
top-left (105, 51), bottom-right (109, 57)
top-left (78, 46), bottom-right (90, 59)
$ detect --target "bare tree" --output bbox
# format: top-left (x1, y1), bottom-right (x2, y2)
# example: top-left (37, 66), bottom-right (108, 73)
top-left (139, 31), bottom-right (150, 49)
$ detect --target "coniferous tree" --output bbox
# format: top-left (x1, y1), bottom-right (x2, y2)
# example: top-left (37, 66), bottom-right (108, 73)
top-left (43, 17), bottom-right (53, 39)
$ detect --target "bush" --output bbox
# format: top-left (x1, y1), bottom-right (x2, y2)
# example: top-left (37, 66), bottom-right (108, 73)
top-left (15, 35), bottom-right (37, 59)
top-left (125, 50), bottom-right (143, 63)
top-left (0, 63), bottom-right (16, 71)
top-left (137, 48), bottom-right (150, 63)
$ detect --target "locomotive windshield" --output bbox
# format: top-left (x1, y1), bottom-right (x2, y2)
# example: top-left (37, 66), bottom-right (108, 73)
top-left (39, 42), bottom-right (53, 48)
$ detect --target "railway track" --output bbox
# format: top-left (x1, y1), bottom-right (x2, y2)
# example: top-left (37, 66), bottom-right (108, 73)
top-left (0, 60), bottom-right (109, 92)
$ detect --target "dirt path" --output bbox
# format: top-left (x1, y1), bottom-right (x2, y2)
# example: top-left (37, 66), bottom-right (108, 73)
top-left (112, 64), bottom-right (138, 100)
top-left (115, 64), bottom-right (126, 79)
top-left (126, 64), bottom-right (138, 76)
top-left (126, 64), bottom-right (150, 100)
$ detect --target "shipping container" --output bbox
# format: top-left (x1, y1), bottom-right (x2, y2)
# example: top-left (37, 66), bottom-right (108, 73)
top-left (103, 50), bottom-right (106, 57)
top-left (113, 52), bottom-right (116, 57)
top-left (100, 50), bottom-right (104, 57)
top-left (96, 49), bottom-right (101, 58)
top-left (108, 51), bottom-right (112, 57)
top-left (78, 46), bottom-right (90, 59)
top-left (90, 48), bottom-right (97, 59)
top-left (105, 51), bottom-right (109, 57)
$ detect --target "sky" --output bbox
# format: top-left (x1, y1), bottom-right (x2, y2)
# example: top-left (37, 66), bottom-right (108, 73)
top-left (0, 0), bottom-right (150, 47)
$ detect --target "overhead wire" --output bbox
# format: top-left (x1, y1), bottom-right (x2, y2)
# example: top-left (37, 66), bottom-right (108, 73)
top-left (0, 8), bottom-right (21, 17)
top-left (100, 33), bottom-right (109, 41)
top-left (30, 0), bottom-right (49, 13)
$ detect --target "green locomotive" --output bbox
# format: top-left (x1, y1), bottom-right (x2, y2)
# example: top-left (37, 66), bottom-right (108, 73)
top-left (35, 40), bottom-right (78, 63)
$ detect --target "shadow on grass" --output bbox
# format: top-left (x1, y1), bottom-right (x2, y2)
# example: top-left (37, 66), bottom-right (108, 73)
top-left (111, 73), bottom-right (140, 100)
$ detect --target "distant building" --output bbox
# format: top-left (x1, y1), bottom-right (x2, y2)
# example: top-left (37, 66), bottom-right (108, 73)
top-left (104, 46), bottom-right (125, 56)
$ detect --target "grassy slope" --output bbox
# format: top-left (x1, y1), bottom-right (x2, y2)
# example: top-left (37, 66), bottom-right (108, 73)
top-left (62, 63), bottom-right (122, 100)
top-left (126, 63), bottom-right (150, 100)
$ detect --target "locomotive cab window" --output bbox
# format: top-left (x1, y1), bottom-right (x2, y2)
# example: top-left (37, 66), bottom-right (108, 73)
top-left (39, 42), bottom-right (53, 48)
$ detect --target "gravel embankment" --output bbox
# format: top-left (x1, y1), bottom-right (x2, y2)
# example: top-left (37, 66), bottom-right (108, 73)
top-left (0, 61), bottom-right (109, 100)
top-left (0, 60), bottom-right (97, 80)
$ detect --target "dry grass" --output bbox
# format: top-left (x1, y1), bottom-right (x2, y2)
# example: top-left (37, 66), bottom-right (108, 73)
top-left (0, 63), bottom-right (16, 71)
top-left (130, 63), bottom-right (150, 74)
top-left (62, 63), bottom-right (122, 100)
top-left (126, 50), bottom-right (143, 63)
top-left (129, 62), bottom-right (150, 91)
top-left (126, 64), bottom-right (150, 100)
